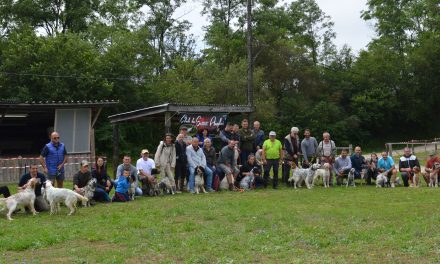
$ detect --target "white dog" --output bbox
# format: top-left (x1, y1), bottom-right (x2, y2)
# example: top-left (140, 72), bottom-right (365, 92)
top-left (44, 181), bottom-right (88, 216)
top-left (346, 168), bottom-right (356, 187)
top-left (128, 176), bottom-right (136, 200)
top-left (288, 163), bottom-right (319, 189)
top-left (376, 171), bottom-right (388, 188)
top-left (194, 166), bottom-right (207, 194)
top-left (220, 175), bottom-right (235, 191)
top-left (313, 163), bottom-right (330, 187)
top-left (0, 178), bottom-right (38, 220)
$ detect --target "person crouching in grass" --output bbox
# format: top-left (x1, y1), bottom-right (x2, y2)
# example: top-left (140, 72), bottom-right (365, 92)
top-left (112, 168), bottom-right (131, 202)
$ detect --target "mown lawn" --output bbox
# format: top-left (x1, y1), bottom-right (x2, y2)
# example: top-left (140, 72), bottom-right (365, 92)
top-left (1, 184), bottom-right (440, 264)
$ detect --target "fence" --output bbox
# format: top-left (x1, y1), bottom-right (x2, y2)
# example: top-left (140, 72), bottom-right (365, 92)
top-left (385, 138), bottom-right (440, 157)
top-left (0, 154), bottom-right (95, 184)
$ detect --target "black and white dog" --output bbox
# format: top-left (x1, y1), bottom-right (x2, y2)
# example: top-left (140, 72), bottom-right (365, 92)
top-left (240, 167), bottom-right (262, 190)
top-left (83, 178), bottom-right (97, 206)
top-left (194, 166), bottom-right (207, 194)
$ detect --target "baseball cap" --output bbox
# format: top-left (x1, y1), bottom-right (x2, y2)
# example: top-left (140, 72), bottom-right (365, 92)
top-left (80, 160), bottom-right (89, 167)
top-left (291, 127), bottom-right (299, 133)
top-left (141, 149), bottom-right (149, 154)
top-left (269, 131), bottom-right (276, 136)
top-left (179, 125), bottom-right (188, 130)
top-left (429, 150), bottom-right (437, 156)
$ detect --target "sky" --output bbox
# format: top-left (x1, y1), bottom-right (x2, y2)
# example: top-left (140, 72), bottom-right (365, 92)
top-left (174, 0), bottom-right (377, 53)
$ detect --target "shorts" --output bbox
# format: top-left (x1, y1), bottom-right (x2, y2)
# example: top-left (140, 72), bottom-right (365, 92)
top-left (47, 171), bottom-right (65, 181)
top-left (218, 164), bottom-right (239, 175)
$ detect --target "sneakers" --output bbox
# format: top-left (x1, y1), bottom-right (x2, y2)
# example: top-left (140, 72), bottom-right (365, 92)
top-left (207, 188), bottom-right (215, 192)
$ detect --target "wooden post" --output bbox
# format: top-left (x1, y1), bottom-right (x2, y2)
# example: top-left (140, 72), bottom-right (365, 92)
top-left (387, 143), bottom-right (393, 156)
top-left (348, 144), bottom-right (353, 155)
top-left (165, 111), bottom-right (171, 134)
top-left (90, 128), bottom-right (95, 160)
top-left (112, 123), bottom-right (119, 179)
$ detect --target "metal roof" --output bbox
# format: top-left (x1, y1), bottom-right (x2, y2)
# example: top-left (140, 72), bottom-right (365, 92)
top-left (0, 99), bottom-right (119, 109)
top-left (108, 103), bottom-right (255, 124)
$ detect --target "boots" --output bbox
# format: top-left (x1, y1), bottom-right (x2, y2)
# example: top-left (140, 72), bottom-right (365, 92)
top-left (229, 183), bottom-right (234, 191)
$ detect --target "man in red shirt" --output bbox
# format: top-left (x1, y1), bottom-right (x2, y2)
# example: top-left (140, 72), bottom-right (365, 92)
top-left (423, 150), bottom-right (440, 185)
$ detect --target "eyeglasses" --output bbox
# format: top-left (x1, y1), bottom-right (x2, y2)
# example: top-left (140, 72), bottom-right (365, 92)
top-left (53, 137), bottom-right (60, 139)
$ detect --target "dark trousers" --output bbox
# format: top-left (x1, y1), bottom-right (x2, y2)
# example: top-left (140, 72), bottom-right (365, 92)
top-left (366, 169), bottom-right (378, 185)
top-left (401, 172), bottom-right (411, 187)
top-left (0, 186), bottom-right (10, 197)
top-left (174, 162), bottom-right (187, 190)
top-left (264, 159), bottom-right (279, 188)
top-left (336, 168), bottom-right (352, 185)
top-left (240, 151), bottom-right (252, 166)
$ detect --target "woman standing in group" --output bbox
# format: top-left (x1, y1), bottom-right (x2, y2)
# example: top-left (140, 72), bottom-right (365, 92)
top-left (154, 133), bottom-right (177, 193)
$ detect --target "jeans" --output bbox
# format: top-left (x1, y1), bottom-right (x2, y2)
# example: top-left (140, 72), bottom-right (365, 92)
top-left (0, 186), bottom-right (10, 197)
top-left (94, 187), bottom-right (111, 202)
top-left (188, 166), bottom-right (213, 192)
top-left (264, 159), bottom-right (279, 188)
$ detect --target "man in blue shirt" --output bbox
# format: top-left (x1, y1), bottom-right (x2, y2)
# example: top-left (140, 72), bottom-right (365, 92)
top-left (377, 151), bottom-right (398, 187)
top-left (39, 131), bottom-right (67, 188)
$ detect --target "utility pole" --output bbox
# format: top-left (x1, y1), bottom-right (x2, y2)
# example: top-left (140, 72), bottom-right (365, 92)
top-left (246, 0), bottom-right (254, 122)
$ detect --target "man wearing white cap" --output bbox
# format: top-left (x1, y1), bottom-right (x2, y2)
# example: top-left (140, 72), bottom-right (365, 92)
top-left (137, 149), bottom-right (156, 193)
top-left (282, 127), bottom-right (300, 184)
top-left (262, 131), bottom-right (283, 189)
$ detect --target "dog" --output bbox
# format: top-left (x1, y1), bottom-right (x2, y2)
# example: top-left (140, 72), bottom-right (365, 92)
top-left (429, 162), bottom-right (440, 188)
top-left (376, 170), bottom-right (389, 188)
top-left (412, 166), bottom-right (421, 188)
top-left (194, 166), bottom-right (207, 194)
top-left (44, 181), bottom-right (88, 216)
top-left (346, 168), bottom-right (356, 187)
top-left (0, 178), bottom-right (38, 220)
top-left (158, 176), bottom-right (174, 195)
top-left (83, 178), bottom-right (97, 206)
top-left (288, 163), bottom-right (319, 189)
top-left (128, 176), bottom-right (136, 200)
top-left (220, 174), bottom-right (235, 191)
top-left (240, 167), bottom-right (261, 190)
top-left (360, 166), bottom-right (368, 186)
top-left (313, 163), bottom-right (330, 187)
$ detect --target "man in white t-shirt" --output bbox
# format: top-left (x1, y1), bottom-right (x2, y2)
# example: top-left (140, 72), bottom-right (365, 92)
top-left (136, 149), bottom-right (156, 195)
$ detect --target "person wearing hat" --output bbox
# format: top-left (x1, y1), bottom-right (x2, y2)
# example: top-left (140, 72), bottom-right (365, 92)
top-left (423, 150), bottom-right (440, 185)
top-left (154, 134), bottom-right (177, 193)
top-left (136, 149), bottom-right (156, 194)
top-left (179, 125), bottom-right (193, 146)
top-left (73, 160), bottom-right (92, 196)
top-left (282, 127), bottom-right (300, 184)
top-left (262, 131), bottom-right (283, 189)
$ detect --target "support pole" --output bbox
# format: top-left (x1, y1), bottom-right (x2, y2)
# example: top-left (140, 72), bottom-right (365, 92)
top-left (246, 0), bottom-right (254, 122)
top-left (112, 123), bottom-right (119, 179)
top-left (165, 112), bottom-right (171, 134)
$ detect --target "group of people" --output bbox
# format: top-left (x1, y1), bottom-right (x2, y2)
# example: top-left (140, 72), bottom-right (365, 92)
top-left (1, 123), bottom-right (440, 213)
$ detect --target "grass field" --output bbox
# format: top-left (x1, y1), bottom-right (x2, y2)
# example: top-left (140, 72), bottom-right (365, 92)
top-left (1, 183), bottom-right (440, 264)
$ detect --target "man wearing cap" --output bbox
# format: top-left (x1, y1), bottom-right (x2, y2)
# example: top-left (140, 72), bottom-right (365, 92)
top-left (262, 131), bottom-right (283, 189)
top-left (73, 160), bottom-right (92, 195)
top-left (18, 164), bottom-right (49, 212)
top-left (136, 149), bottom-right (156, 194)
top-left (423, 150), bottom-right (440, 185)
top-left (399, 147), bottom-right (421, 187)
top-left (40, 131), bottom-right (68, 188)
top-left (282, 127), bottom-right (300, 184)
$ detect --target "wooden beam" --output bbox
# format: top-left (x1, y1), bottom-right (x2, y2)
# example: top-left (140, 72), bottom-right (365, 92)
top-left (165, 111), bottom-right (171, 134)
top-left (91, 107), bottom-right (102, 128)
top-left (112, 123), bottom-right (119, 179)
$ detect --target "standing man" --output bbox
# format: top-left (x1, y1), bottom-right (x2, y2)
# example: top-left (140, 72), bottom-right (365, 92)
top-left (220, 123), bottom-right (234, 147)
top-left (174, 134), bottom-right (188, 192)
top-left (399, 147), bottom-right (421, 187)
top-left (300, 129), bottom-right (318, 168)
top-left (262, 131), bottom-right (283, 189)
top-left (40, 131), bottom-right (67, 188)
top-left (238, 119), bottom-right (255, 165)
top-left (18, 164), bottom-right (49, 212)
top-left (179, 125), bottom-right (193, 145)
top-left (136, 149), bottom-right (156, 194)
top-left (282, 127), bottom-right (300, 184)
top-left (217, 140), bottom-right (239, 191)
top-left (252, 121), bottom-right (265, 152)
top-left (317, 132), bottom-right (336, 185)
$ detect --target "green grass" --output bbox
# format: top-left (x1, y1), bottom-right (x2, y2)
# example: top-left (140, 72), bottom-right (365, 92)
top-left (1, 184), bottom-right (440, 264)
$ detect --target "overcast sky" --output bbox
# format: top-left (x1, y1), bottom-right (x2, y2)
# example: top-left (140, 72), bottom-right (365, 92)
top-left (175, 0), bottom-right (376, 53)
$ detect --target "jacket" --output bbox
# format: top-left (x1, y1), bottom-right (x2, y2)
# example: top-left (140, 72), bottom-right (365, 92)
top-left (154, 141), bottom-right (176, 168)
top-left (284, 134), bottom-right (300, 160)
top-left (186, 145), bottom-right (207, 168)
